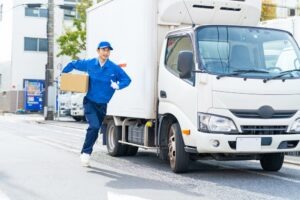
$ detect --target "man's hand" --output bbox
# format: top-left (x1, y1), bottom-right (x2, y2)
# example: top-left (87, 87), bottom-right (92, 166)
top-left (110, 80), bottom-right (119, 90)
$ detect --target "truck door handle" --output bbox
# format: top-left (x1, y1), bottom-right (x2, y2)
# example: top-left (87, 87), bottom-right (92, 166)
top-left (160, 90), bottom-right (167, 98)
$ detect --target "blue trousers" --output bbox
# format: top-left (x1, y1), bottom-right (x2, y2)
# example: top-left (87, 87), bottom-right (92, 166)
top-left (81, 97), bottom-right (107, 154)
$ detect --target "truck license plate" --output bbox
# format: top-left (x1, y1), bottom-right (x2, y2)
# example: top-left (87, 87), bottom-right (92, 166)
top-left (236, 138), bottom-right (261, 152)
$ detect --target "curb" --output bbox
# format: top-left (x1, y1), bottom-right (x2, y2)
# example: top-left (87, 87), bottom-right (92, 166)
top-left (284, 156), bottom-right (300, 166)
top-left (36, 120), bottom-right (86, 130)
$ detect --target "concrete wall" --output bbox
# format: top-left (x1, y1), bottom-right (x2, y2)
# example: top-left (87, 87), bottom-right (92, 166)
top-left (0, 90), bottom-right (24, 112)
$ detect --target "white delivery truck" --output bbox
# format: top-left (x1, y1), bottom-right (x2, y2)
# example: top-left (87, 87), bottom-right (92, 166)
top-left (58, 92), bottom-right (71, 116)
top-left (260, 17), bottom-right (300, 46)
top-left (87, 0), bottom-right (300, 173)
top-left (70, 93), bottom-right (86, 121)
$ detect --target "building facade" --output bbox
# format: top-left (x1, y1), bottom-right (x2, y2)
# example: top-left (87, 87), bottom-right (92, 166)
top-left (275, 0), bottom-right (300, 18)
top-left (0, 0), bottom-right (83, 112)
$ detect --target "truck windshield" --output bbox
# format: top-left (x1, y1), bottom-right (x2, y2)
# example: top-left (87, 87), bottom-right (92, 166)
top-left (196, 26), bottom-right (300, 79)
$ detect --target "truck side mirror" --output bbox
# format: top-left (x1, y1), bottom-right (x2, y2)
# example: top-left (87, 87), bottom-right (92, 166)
top-left (177, 51), bottom-right (194, 79)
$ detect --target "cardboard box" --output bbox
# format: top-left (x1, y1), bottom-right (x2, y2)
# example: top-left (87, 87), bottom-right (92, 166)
top-left (60, 73), bottom-right (89, 93)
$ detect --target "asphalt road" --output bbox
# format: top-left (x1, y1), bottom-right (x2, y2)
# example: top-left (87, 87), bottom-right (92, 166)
top-left (0, 114), bottom-right (299, 200)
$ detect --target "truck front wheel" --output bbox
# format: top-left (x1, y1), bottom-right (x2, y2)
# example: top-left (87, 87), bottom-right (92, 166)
top-left (260, 153), bottom-right (284, 172)
top-left (106, 121), bottom-right (127, 156)
top-left (72, 116), bottom-right (82, 122)
top-left (168, 122), bottom-right (190, 173)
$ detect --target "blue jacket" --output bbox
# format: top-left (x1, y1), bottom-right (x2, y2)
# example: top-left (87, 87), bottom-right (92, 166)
top-left (62, 58), bottom-right (131, 104)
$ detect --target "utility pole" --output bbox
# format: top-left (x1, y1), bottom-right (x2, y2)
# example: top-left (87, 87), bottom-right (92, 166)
top-left (44, 0), bottom-right (55, 120)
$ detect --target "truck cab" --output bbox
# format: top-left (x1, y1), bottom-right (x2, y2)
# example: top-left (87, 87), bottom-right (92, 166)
top-left (158, 25), bottom-right (300, 172)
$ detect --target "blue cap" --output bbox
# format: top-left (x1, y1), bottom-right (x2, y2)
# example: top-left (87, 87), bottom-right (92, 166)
top-left (97, 41), bottom-right (113, 50)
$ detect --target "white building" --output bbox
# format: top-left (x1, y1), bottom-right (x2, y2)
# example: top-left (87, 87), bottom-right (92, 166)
top-left (275, 0), bottom-right (300, 18)
top-left (0, 0), bottom-right (83, 112)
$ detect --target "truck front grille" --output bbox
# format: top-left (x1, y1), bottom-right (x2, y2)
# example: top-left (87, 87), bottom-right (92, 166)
top-left (231, 110), bottom-right (296, 119)
top-left (240, 126), bottom-right (290, 135)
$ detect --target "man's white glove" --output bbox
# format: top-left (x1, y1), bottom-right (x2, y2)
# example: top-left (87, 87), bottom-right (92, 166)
top-left (110, 80), bottom-right (119, 90)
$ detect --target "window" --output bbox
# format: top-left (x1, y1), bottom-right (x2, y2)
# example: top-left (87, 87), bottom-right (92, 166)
top-left (39, 39), bottom-right (48, 51)
top-left (289, 9), bottom-right (296, 16)
top-left (25, 7), bottom-right (48, 18)
top-left (24, 37), bottom-right (48, 52)
top-left (263, 40), bottom-right (297, 71)
top-left (64, 8), bottom-right (77, 20)
top-left (197, 26), bottom-right (300, 79)
top-left (25, 37), bottom-right (38, 51)
top-left (0, 4), bottom-right (3, 21)
top-left (165, 35), bottom-right (195, 83)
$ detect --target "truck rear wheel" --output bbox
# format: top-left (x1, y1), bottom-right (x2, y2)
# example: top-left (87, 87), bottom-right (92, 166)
top-left (260, 153), bottom-right (284, 172)
top-left (168, 122), bottom-right (190, 173)
top-left (106, 121), bottom-right (127, 156)
top-left (126, 146), bottom-right (139, 156)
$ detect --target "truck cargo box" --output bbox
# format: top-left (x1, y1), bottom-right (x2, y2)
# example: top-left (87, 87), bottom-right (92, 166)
top-left (86, 0), bottom-right (261, 119)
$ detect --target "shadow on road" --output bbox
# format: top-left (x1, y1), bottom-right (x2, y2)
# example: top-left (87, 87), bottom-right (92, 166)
top-left (87, 166), bottom-right (202, 198)
top-left (92, 150), bottom-right (300, 199)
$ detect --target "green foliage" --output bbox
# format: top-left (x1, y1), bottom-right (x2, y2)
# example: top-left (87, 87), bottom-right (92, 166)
top-left (56, 0), bottom-right (95, 60)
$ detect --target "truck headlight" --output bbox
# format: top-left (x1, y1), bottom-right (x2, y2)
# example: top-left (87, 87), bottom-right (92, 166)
top-left (198, 113), bottom-right (238, 133)
top-left (290, 119), bottom-right (300, 133)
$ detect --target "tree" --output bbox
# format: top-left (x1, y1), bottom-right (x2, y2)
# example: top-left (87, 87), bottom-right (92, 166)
top-left (57, 0), bottom-right (102, 60)
top-left (261, 0), bottom-right (277, 21)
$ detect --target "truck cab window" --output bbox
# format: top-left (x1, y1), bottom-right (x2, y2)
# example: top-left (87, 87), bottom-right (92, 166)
top-left (197, 26), bottom-right (300, 79)
top-left (165, 36), bottom-right (195, 84)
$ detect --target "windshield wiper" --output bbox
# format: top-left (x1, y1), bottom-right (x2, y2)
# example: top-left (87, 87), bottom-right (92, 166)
top-left (217, 69), bottom-right (269, 79)
top-left (264, 69), bottom-right (300, 83)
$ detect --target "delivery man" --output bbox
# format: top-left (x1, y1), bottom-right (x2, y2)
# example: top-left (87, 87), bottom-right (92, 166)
top-left (62, 41), bottom-right (131, 167)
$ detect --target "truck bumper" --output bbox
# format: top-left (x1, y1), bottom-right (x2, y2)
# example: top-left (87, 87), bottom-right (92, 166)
top-left (193, 133), bottom-right (300, 154)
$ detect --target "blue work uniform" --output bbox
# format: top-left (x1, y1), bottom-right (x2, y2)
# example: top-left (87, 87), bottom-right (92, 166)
top-left (62, 58), bottom-right (131, 154)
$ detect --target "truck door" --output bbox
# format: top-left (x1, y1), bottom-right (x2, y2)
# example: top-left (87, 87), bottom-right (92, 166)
top-left (158, 34), bottom-right (198, 130)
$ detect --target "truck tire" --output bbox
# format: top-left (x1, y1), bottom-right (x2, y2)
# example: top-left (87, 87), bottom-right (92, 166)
top-left (106, 121), bottom-right (127, 157)
top-left (168, 122), bottom-right (190, 173)
top-left (126, 146), bottom-right (139, 156)
top-left (72, 116), bottom-right (82, 122)
top-left (260, 153), bottom-right (284, 172)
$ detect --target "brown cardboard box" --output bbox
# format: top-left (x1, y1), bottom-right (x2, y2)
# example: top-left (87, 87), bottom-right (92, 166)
top-left (60, 73), bottom-right (89, 93)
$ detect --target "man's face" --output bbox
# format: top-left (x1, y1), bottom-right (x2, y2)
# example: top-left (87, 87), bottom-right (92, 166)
top-left (97, 48), bottom-right (110, 61)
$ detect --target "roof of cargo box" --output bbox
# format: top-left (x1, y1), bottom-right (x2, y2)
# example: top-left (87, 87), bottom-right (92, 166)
top-left (88, 0), bottom-right (261, 26)
top-left (158, 0), bottom-right (261, 26)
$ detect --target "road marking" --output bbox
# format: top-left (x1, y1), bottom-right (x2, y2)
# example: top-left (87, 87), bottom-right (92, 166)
top-left (0, 189), bottom-right (10, 200)
top-left (26, 136), bottom-right (80, 153)
top-left (107, 191), bottom-right (150, 200)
